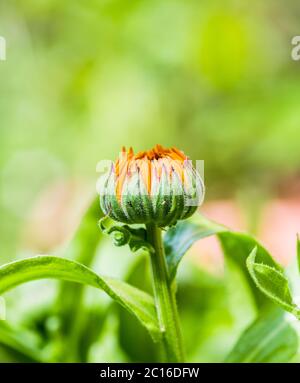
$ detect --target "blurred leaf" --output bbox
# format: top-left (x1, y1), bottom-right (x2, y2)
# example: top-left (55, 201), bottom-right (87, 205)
top-left (62, 197), bottom-right (102, 265)
top-left (0, 322), bottom-right (43, 362)
top-left (197, 11), bottom-right (248, 90)
top-left (164, 214), bottom-right (225, 280)
top-left (56, 197), bottom-right (103, 361)
top-left (226, 308), bottom-right (298, 363)
top-left (119, 256), bottom-right (158, 362)
top-left (88, 311), bottom-right (128, 363)
top-left (176, 264), bottom-right (231, 362)
top-left (0, 256), bottom-right (161, 341)
top-left (247, 248), bottom-right (300, 317)
top-left (76, 306), bottom-right (106, 362)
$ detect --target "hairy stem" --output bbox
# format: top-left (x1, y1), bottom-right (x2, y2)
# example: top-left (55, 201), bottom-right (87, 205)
top-left (146, 223), bottom-right (184, 362)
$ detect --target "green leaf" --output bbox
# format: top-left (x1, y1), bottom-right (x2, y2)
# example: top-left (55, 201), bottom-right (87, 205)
top-left (119, 256), bottom-right (158, 362)
top-left (0, 256), bottom-right (161, 342)
top-left (226, 308), bottom-right (298, 363)
top-left (163, 213), bottom-right (281, 307)
top-left (56, 197), bottom-right (103, 361)
top-left (164, 214), bottom-right (225, 280)
top-left (0, 322), bottom-right (43, 362)
top-left (219, 232), bottom-right (282, 272)
top-left (247, 248), bottom-right (300, 316)
top-left (99, 216), bottom-right (154, 255)
top-left (219, 232), bottom-right (282, 307)
top-left (63, 197), bottom-right (103, 265)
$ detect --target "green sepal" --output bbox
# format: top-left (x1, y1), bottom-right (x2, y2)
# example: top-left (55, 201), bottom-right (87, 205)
top-left (99, 216), bottom-right (154, 255)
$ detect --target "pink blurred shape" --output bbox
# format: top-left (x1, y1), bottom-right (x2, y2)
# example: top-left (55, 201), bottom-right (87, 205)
top-left (191, 200), bottom-right (246, 275)
top-left (258, 199), bottom-right (300, 266)
top-left (191, 198), bottom-right (300, 273)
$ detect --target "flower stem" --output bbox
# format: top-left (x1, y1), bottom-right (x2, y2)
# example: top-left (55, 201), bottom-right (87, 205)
top-left (146, 223), bottom-right (184, 362)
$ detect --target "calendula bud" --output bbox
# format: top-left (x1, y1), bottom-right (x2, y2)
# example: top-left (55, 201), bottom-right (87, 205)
top-left (99, 145), bottom-right (204, 227)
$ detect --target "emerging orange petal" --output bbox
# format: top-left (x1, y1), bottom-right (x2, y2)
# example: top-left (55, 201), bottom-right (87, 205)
top-left (114, 145), bottom-right (188, 200)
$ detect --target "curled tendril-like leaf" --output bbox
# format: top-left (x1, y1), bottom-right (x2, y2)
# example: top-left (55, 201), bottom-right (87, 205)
top-left (99, 217), bottom-right (154, 255)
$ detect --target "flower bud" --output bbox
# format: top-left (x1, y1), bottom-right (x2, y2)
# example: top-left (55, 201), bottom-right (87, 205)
top-left (99, 145), bottom-right (204, 227)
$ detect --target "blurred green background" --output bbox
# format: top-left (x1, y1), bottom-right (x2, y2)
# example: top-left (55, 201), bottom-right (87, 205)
top-left (1, 0), bottom-right (300, 362)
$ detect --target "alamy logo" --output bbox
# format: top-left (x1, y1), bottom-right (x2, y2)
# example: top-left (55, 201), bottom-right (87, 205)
top-left (291, 36), bottom-right (300, 61)
top-left (0, 36), bottom-right (6, 61)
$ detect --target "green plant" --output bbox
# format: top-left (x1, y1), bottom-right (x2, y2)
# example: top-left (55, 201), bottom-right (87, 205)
top-left (0, 199), bottom-right (299, 362)
top-left (0, 147), bottom-right (299, 363)
top-left (245, 237), bottom-right (300, 320)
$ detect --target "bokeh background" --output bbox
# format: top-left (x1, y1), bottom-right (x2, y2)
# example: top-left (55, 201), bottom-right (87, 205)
top-left (1, 0), bottom-right (300, 362)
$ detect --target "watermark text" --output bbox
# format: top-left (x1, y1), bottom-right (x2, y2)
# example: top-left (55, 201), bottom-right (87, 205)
top-left (0, 297), bottom-right (6, 320)
top-left (291, 36), bottom-right (300, 61)
top-left (0, 36), bottom-right (6, 61)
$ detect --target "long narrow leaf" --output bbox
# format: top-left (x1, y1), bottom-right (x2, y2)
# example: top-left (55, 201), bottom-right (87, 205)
top-left (226, 308), bottom-right (298, 362)
top-left (0, 256), bottom-right (161, 342)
